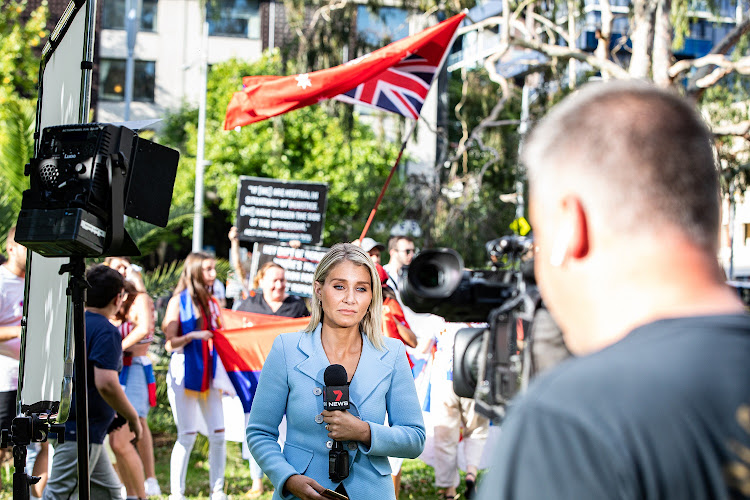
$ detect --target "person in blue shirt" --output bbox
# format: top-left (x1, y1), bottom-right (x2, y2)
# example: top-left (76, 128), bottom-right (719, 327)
top-left (43, 264), bottom-right (142, 500)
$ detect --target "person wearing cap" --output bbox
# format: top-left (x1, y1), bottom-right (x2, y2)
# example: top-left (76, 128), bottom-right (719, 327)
top-left (353, 237), bottom-right (386, 265)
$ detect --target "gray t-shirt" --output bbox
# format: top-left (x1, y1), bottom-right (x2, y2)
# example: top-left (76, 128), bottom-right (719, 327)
top-left (479, 314), bottom-right (750, 500)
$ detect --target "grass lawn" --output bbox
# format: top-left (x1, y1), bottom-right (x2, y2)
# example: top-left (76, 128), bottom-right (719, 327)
top-left (0, 434), bottom-right (478, 499)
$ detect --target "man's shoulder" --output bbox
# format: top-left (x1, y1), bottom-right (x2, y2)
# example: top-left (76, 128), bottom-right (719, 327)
top-left (383, 263), bottom-right (398, 278)
top-left (516, 313), bottom-right (750, 419)
top-left (85, 311), bottom-right (119, 335)
top-left (0, 265), bottom-right (23, 286)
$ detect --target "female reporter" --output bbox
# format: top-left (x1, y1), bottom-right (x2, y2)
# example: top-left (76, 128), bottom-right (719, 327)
top-left (162, 252), bottom-right (227, 500)
top-left (247, 243), bottom-right (425, 500)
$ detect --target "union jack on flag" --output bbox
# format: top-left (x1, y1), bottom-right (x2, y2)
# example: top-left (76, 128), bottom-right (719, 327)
top-left (336, 53), bottom-right (438, 119)
top-left (224, 12), bottom-right (465, 129)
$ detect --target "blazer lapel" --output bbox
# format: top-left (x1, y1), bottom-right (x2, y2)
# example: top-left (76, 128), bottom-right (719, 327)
top-left (294, 324), bottom-right (328, 386)
top-left (349, 335), bottom-right (392, 407)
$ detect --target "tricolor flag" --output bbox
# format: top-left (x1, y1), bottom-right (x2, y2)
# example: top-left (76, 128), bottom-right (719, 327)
top-left (224, 12), bottom-right (465, 129)
top-left (212, 311), bottom-right (309, 412)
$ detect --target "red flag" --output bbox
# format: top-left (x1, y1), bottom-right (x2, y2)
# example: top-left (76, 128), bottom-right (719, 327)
top-left (224, 12), bottom-right (465, 130)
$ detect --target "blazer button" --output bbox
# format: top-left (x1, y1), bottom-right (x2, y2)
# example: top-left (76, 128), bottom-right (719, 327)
top-left (326, 440), bottom-right (333, 449)
top-left (314, 414), bottom-right (324, 424)
top-left (313, 387), bottom-right (322, 396)
top-left (348, 442), bottom-right (357, 451)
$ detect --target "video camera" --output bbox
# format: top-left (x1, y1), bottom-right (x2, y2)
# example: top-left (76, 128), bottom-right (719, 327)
top-left (400, 235), bottom-right (537, 422)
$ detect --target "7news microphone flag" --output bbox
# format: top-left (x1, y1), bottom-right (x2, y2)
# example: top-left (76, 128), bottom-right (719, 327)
top-left (224, 12), bottom-right (466, 130)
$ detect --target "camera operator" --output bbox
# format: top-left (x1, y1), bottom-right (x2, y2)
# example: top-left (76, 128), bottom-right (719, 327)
top-left (478, 81), bottom-right (750, 499)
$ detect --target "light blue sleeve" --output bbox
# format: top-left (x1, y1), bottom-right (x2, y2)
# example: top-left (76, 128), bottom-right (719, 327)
top-left (360, 341), bottom-right (426, 458)
top-left (246, 335), bottom-right (297, 499)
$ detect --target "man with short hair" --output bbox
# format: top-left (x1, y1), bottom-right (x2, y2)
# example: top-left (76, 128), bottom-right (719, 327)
top-left (478, 82), bottom-right (750, 499)
top-left (383, 235), bottom-right (415, 291)
top-left (43, 265), bottom-right (142, 500)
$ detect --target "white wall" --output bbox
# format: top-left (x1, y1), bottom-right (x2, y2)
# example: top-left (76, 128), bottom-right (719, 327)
top-left (97, 0), bottom-right (264, 125)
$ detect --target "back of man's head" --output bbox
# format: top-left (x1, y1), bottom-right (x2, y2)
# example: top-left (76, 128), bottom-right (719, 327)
top-left (523, 80), bottom-right (719, 253)
top-left (86, 264), bottom-right (124, 309)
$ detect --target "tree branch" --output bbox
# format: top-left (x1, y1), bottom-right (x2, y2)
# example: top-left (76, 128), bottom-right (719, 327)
top-left (713, 120), bottom-right (750, 138)
top-left (510, 37), bottom-right (632, 79)
top-left (684, 8), bottom-right (750, 99)
top-left (670, 54), bottom-right (750, 89)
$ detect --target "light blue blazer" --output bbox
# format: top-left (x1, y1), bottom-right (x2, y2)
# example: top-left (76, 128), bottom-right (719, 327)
top-left (246, 324), bottom-right (426, 500)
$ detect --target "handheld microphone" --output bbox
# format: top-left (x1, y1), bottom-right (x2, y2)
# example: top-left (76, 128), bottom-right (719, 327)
top-left (324, 364), bottom-right (349, 411)
top-left (324, 364), bottom-right (350, 482)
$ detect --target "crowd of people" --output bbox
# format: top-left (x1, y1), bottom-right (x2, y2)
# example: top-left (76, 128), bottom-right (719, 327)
top-left (0, 80), bottom-right (748, 500)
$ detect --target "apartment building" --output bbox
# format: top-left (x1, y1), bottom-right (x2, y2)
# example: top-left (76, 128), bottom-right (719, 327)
top-left (96, 0), bottom-right (264, 123)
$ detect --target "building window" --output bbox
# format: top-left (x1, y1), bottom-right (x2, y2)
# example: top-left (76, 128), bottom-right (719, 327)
top-left (356, 6), bottom-right (409, 46)
top-left (207, 0), bottom-right (260, 38)
top-left (102, 0), bottom-right (158, 32)
top-left (99, 59), bottom-right (156, 102)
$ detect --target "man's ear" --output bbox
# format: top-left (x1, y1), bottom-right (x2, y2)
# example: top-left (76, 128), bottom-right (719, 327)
top-left (550, 195), bottom-right (590, 267)
top-left (111, 289), bottom-right (124, 309)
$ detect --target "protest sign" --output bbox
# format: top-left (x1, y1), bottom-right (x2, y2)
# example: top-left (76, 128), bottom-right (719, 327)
top-left (236, 176), bottom-right (328, 245)
top-left (251, 243), bottom-right (329, 297)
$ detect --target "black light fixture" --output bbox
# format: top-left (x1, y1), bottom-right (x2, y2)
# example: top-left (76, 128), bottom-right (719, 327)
top-left (15, 123), bottom-right (179, 257)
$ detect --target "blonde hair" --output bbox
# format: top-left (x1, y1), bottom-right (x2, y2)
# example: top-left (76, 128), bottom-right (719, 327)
top-left (253, 262), bottom-right (284, 289)
top-left (174, 252), bottom-right (214, 314)
top-left (304, 243), bottom-right (384, 350)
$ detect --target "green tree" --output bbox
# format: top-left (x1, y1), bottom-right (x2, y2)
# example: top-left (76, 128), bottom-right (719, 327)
top-left (0, 0), bottom-right (48, 247)
top-left (157, 51), bottom-right (406, 250)
top-left (0, 0), bottom-right (47, 101)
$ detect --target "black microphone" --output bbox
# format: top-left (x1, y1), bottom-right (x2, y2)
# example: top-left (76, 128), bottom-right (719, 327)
top-left (324, 364), bottom-right (349, 411)
top-left (324, 364), bottom-right (350, 482)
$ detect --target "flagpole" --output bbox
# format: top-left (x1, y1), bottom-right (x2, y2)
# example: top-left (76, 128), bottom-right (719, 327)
top-left (358, 117), bottom-right (419, 242)
top-left (358, 12), bottom-right (465, 242)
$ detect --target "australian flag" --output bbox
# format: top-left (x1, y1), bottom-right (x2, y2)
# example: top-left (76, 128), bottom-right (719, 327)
top-left (225, 12), bottom-right (465, 129)
top-left (335, 53), bottom-right (438, 119)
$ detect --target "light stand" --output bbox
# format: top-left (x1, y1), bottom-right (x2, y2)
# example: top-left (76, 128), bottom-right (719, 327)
top-left (1, 257), bottom-right (90, 500)
top-left (60, 257), bottom-right (91, 500)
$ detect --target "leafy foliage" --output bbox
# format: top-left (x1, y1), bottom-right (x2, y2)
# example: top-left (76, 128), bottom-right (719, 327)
top-left (0, 0), bottom-right (47, 101)
top-left (0, 1), bottom-right (46, 249)
top-left (125, 205), bottom-right (195, 258)
top-left (142, 259), bottom-right (184, 300)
